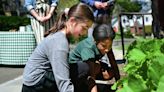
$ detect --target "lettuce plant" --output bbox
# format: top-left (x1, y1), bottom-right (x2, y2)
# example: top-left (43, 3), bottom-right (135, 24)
top-left (112, 38), bottom-right (164, 92)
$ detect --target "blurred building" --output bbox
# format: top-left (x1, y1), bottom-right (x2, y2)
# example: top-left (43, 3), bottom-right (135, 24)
top-left (0, 0), bottom-right (26, 16)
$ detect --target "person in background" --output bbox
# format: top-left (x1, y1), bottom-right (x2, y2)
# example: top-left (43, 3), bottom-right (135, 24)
top-left (69, 24), bottom-right (120, 92)
top-left (22, 3), bottom-right (94, 92)
top-left (80, 0), bottom-right (115, 36)
top-left (24, 0), bottom-right (58, 44)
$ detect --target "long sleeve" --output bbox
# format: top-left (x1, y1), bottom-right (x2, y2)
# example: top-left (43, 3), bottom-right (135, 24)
top-left (51, 0), bottom-right (58, 7)
top-left (107, 48), bottom-right (120, 81)
top-left (50, 50), bottom-right (74, 92)
top-left (25, 0), bottom-right (58, 12)
top-left (24, 0), bottom-right (35, 12)
top-left (47, 33), bottom-right (74, 92)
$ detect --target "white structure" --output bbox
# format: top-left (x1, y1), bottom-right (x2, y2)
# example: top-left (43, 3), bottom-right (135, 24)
top-left (111, 0), bottom-right (152, 32)
top-left (137, 9), bottom-right (152, 26)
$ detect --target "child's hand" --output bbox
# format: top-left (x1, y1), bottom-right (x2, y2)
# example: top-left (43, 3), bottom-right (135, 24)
top-left (102, 69), bottom-right (114, 80)
top-left (102, 70), bottom-right (110, 79)
top-left (86, 61), bottom-right (101, 79)
top-left (95, 60), bottom-right (100, 64)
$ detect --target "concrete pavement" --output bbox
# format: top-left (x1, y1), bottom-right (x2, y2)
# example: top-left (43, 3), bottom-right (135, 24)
top-left (0, 76), bottom-right (22, 92)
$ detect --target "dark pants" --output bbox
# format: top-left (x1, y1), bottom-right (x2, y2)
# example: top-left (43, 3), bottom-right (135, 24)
top-left (22, 70), bottom-right (59, 92)
top-left (70, 62), bottom-right (90, 92)
top-left (70, 62), bottom-right (115, 92)
top-left (97, 84), bottom-right (115, 92)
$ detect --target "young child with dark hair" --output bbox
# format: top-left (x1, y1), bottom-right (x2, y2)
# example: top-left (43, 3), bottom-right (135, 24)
top-left (69, 24), bottom-right (120, 92)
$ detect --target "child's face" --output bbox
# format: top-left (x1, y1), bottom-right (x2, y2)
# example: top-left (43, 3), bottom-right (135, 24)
top-left (72, 20), bottom-right (93, 39)
top-left (96, 38), bottom-right (112, 55)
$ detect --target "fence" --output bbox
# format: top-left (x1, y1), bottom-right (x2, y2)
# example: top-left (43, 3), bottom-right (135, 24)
top-left (119, 12), bottom-right (152, 60)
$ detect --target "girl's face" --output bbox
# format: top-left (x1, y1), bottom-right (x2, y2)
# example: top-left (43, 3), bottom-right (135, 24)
top-left (72, 20), bottom-right (93, 39)
top-left (96, 38), bottom-right (113, 55)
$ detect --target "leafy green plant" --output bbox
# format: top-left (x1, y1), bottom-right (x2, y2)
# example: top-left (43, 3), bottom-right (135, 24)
top-left (57, 0), bottom-right (78, 12)
top-left (0, 16), bottom-right (30, 31)
top-left (112, 38), bottom-right (164, 92)
top-left (116, 0), bottom-right (142, 12)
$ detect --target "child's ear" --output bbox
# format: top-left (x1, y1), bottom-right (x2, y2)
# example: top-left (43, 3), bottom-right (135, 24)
top-left (69, 17), bottom-right (76, 24)
top-left (69, 17), bottom-right (77, 27)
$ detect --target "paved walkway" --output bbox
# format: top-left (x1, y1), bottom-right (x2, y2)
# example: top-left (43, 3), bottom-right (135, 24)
top-left (0, 76), bottom-right (22, 92)
top-left (0, 43), bottom-right (125, 92)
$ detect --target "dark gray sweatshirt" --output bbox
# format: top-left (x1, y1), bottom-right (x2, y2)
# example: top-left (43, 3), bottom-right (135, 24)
top-left (23, 31), bottom-right (74, 92)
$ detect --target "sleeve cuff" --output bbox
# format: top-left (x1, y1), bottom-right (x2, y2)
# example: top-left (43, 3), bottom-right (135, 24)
top-left (51, 3), bottom-right (57, 7)
top-left (51, 1), bottom-right (58, 7)
top-left (27, 5), bottom-right (34, 12)
top-left (89, 1), bottom-right (95, 7)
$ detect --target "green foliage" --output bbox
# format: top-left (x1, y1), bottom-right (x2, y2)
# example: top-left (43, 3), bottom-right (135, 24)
top-left (124, 29), bottom-right (134, 38)
top-left (116, 0), bottom-right (142, 12)
top-left (115, 29), bottom-right (134, 39)
top-left (112, 38), bottom-right (164, 92)
top-left (57, 0), bottom-right (79, 12)
top-left (0, 16), bottom-right (30, 31)
top-left (157, 76), bottom-right (164, 92)
top-left (69, 34), bottom-right (87, 44)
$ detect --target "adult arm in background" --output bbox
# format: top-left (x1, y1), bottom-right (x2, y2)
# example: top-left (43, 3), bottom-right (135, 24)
top-left (107, 48), bottom-right (120, 81)
top-left (24, 0), bottom-right (58, 22)
top-left (80, 0), bottom-right (103, 9)
top-left (101, 0), bottom-right (115, 10)
top-left (44, 0), bottom-right (58, 20)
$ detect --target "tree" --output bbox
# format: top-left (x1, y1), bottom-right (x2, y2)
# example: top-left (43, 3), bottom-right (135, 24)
top-left (1, 0), bottom-right (14, 16)
top-left (0, 0), bottom-right (24, 16)
top-left (151, 0), bottom-right (160, 38)
top-left (112, 0), bottom-right (142, 34)
top-left (115, 0), bottom-right (141, 12)
top-left (151, 0), bottom-right (164, 38)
